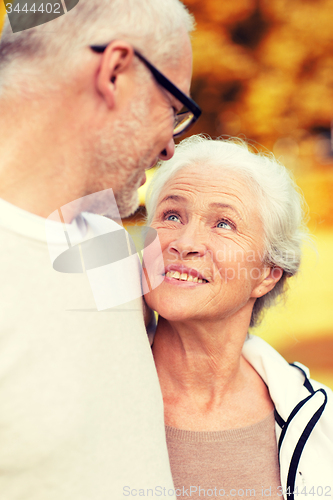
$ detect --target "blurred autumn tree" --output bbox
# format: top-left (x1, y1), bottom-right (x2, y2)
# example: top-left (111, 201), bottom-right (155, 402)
top-left (182, 0), bottom-right (333, 228)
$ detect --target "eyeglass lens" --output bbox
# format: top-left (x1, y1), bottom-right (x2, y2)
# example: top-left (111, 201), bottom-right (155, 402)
top-left (173, 111), bottom-right (194, 137)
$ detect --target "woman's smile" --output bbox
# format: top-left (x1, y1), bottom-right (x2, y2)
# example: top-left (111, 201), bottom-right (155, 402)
top-left (163, 263), bottom-right (210, 286)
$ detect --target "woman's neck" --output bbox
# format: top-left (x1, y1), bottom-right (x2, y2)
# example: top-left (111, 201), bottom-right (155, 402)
top-left (153, 315), bottom-right (248, 403)
top-left (152, 315), bottom-right (273, 431)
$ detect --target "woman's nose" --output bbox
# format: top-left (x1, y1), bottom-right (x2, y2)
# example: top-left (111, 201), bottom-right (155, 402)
top-left (169, 227), bottom-right (207, 259)
top-left (158, 138), bottom-right (175, 161)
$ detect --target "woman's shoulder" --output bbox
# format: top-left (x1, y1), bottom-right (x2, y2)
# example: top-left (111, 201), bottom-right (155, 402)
top-left (242, 334), bottom-right (333, 418)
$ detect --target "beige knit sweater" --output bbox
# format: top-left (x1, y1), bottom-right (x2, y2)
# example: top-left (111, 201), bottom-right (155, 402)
top-left (166, 411), bottom-right (281, 499)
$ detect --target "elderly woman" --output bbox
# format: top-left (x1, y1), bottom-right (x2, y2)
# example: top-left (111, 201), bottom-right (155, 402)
top-left (143, 136), bottom-right (333, 499)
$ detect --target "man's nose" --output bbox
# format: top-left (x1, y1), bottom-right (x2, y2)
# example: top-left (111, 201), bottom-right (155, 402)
top-left (158, 138), bottom-right (175, 161)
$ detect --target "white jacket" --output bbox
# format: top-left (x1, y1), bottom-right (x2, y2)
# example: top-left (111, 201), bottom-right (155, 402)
top-left (243, 335), bottom-right (333, 500)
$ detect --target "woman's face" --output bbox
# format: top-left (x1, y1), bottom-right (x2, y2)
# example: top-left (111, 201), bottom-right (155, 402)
top-left (144, 164), bottom-right (275, 323)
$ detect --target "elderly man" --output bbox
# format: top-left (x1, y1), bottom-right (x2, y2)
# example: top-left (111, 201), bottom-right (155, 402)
top-left (0, 1), bottom-right (200, 499)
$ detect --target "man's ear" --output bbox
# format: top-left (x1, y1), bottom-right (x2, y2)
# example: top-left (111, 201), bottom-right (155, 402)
top-left (96, 41), bottom-right (135, 109)
top-left (251, 267), bottom-right (284, 298)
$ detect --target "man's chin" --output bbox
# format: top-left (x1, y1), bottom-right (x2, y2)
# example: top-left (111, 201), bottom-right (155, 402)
top-left (115, 190), bottom-right (140, 219)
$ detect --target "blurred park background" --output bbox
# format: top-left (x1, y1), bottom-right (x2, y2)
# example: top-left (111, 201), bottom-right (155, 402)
top-left (1, 0), bottom-right (332, 388)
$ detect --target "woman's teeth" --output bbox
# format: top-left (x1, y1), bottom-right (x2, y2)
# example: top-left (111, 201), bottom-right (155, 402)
top-left (165, 271), bottom-right (207, 283)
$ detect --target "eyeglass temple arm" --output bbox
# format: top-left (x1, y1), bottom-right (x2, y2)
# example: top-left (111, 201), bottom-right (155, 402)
top-left (90, 45), bottom-right (201, 119)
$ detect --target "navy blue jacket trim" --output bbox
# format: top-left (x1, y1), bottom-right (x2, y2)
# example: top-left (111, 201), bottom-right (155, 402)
top-left (276, 364), bottom-right (314, 447)
top-left (274, 408), bottom-right (286, 429)
top-left (289, 363), bottom-right (314, 394)
top-left (286, 389), bottom-right (328, 500)
top-left (278, 393), bottom-right (313, 452)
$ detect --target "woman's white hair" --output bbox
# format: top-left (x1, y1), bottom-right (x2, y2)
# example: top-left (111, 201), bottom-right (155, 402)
top-left (146, 135), bottom-right (310, 328)
top-left (0, 0), bottom-right (194, 89)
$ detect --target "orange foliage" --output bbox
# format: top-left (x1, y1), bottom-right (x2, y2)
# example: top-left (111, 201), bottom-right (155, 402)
top-left (183, 0), bottom-right (333, 229)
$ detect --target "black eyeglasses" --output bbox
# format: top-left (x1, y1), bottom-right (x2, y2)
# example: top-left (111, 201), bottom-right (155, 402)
top-left (90, 45), bottom-right (201, 138)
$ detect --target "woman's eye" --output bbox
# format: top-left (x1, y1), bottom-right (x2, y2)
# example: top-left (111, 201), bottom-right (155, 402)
top-left (217, 220), bottom-right (233, 230)
top-left (166, 214), bottom-right (180, 222)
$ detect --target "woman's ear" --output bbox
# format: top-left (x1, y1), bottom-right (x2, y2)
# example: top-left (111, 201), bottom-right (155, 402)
top-left (251, 267), bottom-right (284, 298)
top-left (96, 41), bottom-right (135, 109)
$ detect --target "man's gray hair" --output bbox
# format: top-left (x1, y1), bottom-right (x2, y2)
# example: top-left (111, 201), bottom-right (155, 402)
top-left (146, 135), bottom-right (310, 328)
top-left (0, 0), bottom-right (194, 89)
